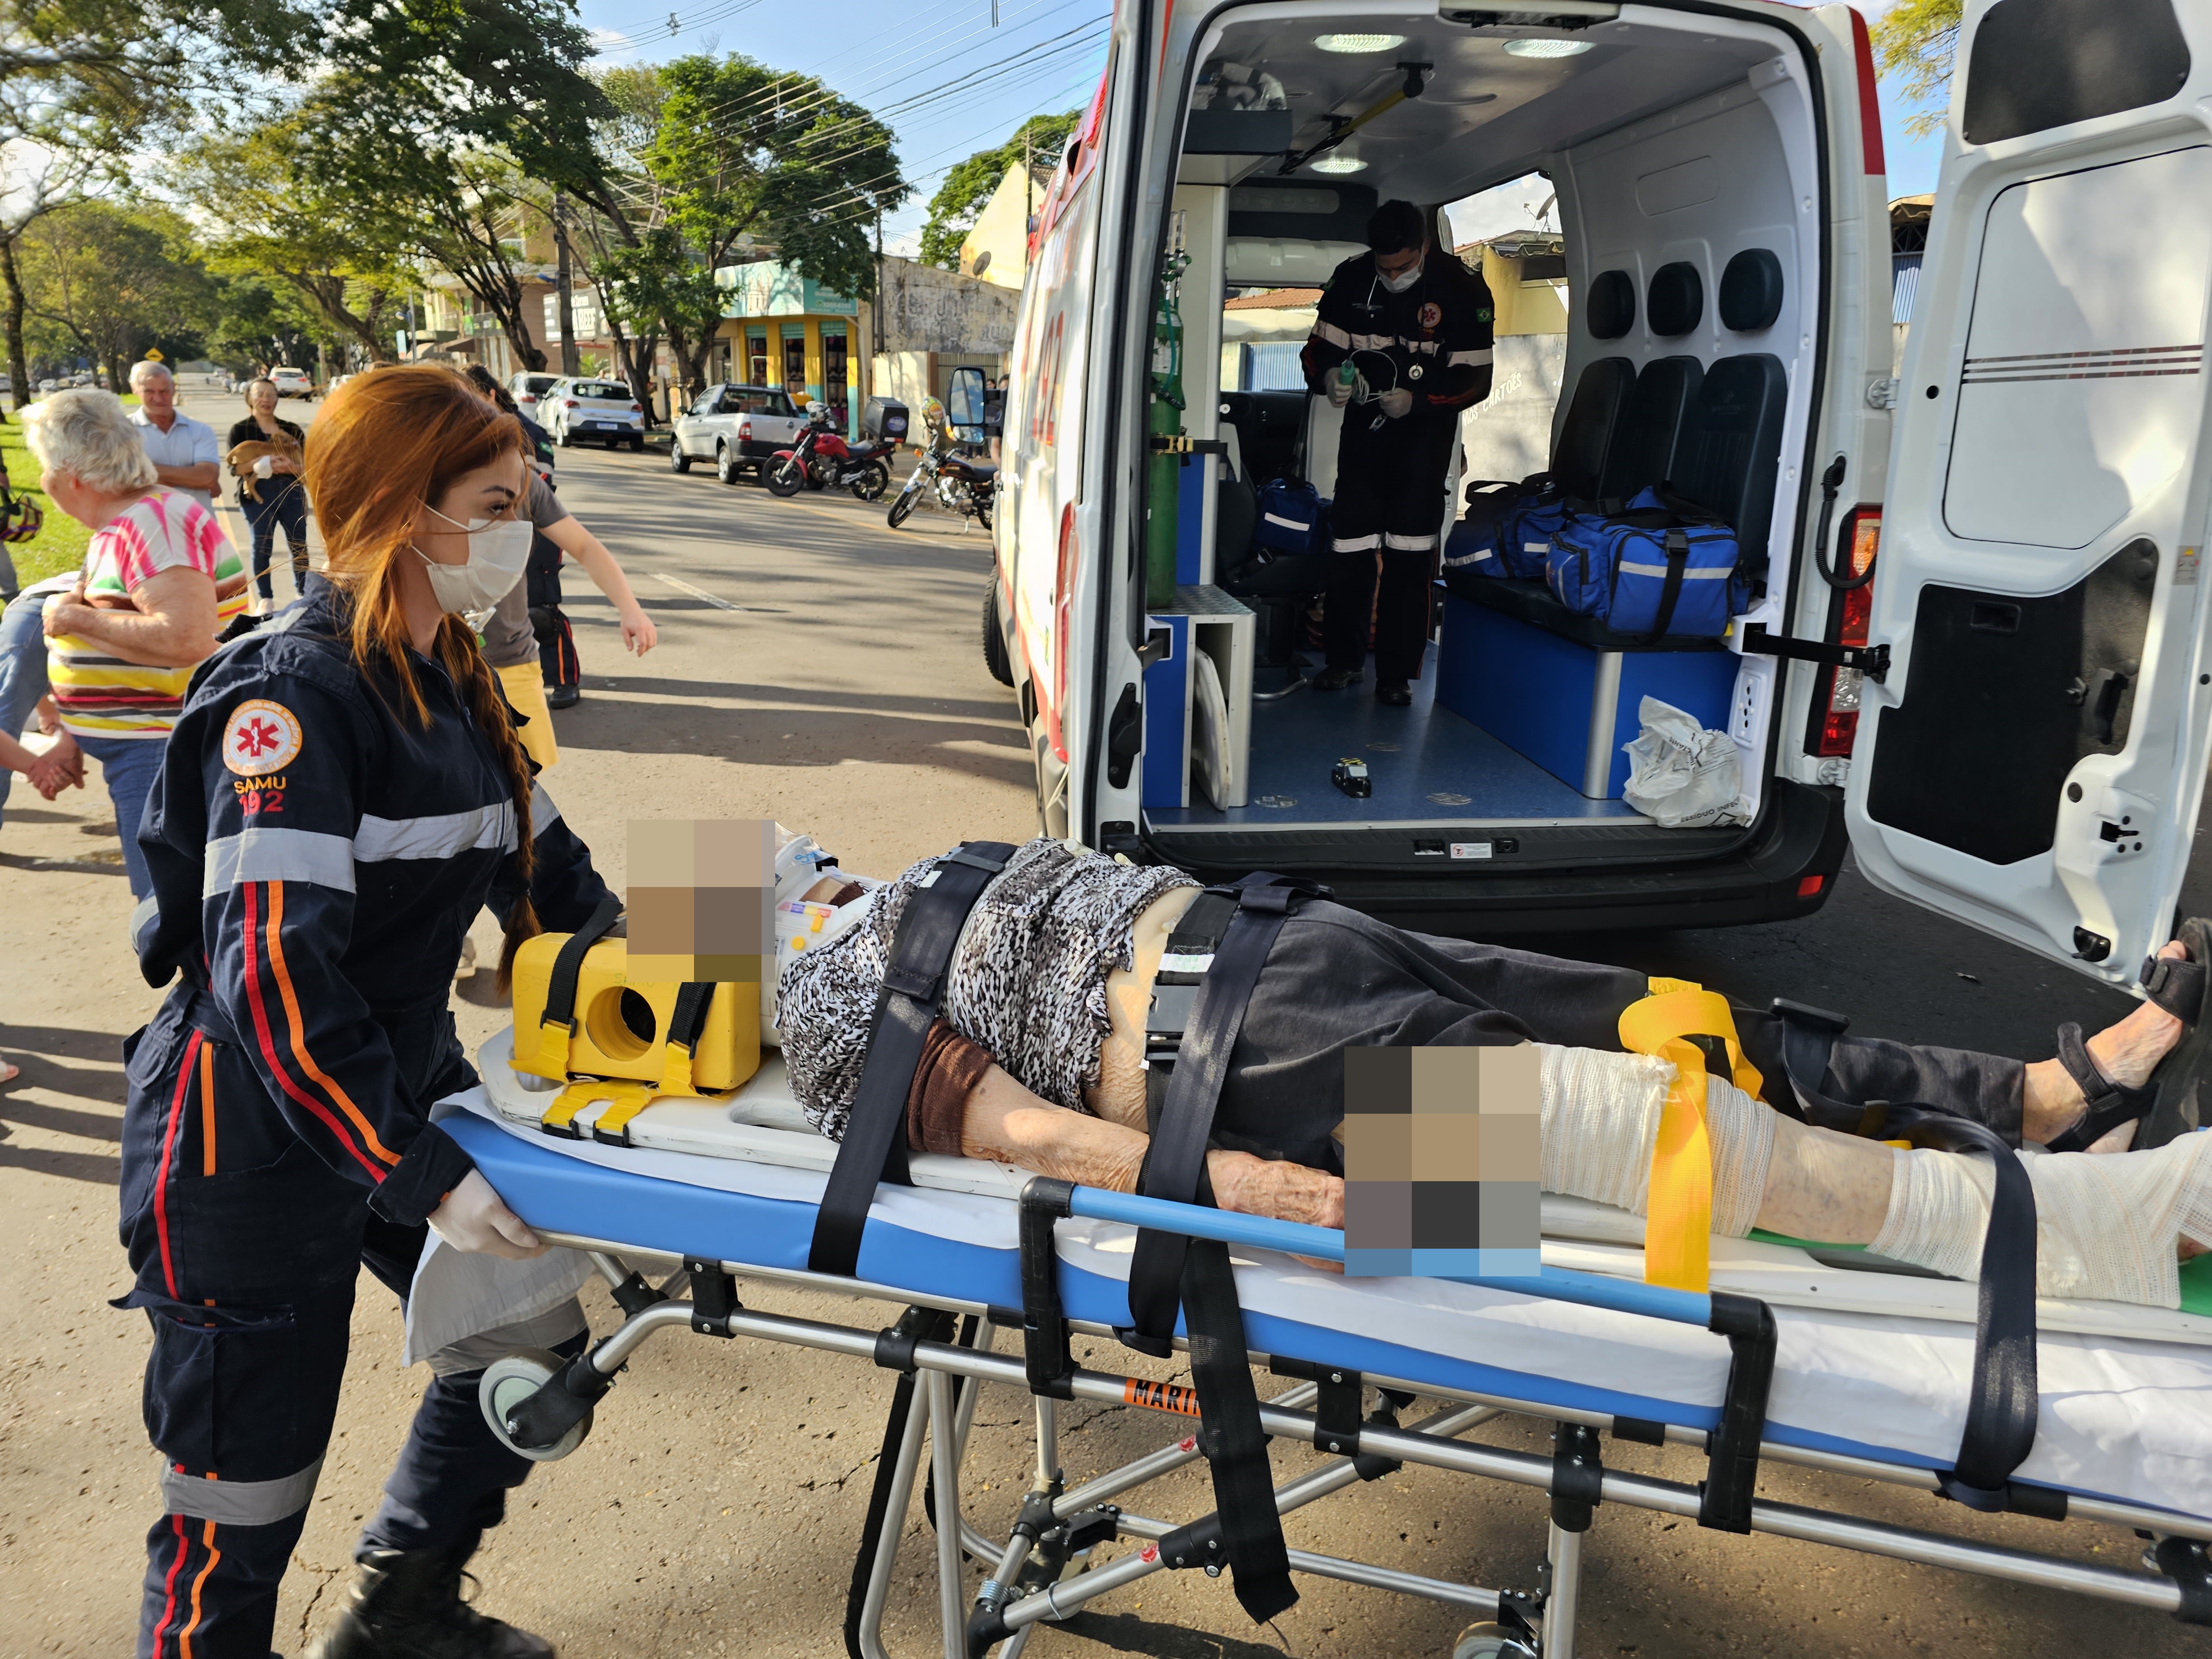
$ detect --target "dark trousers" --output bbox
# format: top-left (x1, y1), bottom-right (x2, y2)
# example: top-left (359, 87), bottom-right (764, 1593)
top-left (240, 480), bottom-right (309, 601)
top-left (1323, 414), bottom-right (1456, 682)
top-left (527, 538), bottom-right (577, 690)
top-left (121, 992), bottom-right (558, 1659)
top-left (1322, 549), bottom-right (1436, 682)
top-left (1218, 903), bottom-right (2026, 1173)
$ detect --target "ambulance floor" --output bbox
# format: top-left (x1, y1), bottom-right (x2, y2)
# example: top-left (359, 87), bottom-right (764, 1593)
top-left (1147, 645), bottom-right (1647, 829)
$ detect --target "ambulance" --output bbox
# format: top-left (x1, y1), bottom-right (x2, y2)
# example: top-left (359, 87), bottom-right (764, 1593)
top-left (987, 0), bottom-right (2212, 989)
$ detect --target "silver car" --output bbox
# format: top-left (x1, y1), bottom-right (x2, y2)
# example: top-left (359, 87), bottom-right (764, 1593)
top-left (546, 378), bottom-right (645, 450)
top-left (669, 383), bottom-right (806, 484)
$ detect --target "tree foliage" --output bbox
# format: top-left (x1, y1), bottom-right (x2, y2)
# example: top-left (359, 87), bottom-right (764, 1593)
top-left (18, 201), bottom-right (218, 388)
top-left (919, 112), bottom-right (1077, 272)
top-left (1871, 0), bottom-right (1963, 138)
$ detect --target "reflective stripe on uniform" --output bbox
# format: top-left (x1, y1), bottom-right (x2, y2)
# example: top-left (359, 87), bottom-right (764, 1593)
top-left (353, 802), bottom-right (515, 861)
top-left (1332, 533), bottom-right (1383, 552)
top-left (159, 1457), bottom-right (324, 1526)
top-left (131, 893), bottom-right (160, 953)
top-left (529, 780), bottom-right (562, 836)
top-left (202, 828), bottom-right (356, 896)
top-left (1311, 321), bottom-right (1350, 348)
top-left (1348, 332), bottom-right (1396, 351)
top-left (1384, 533), bottom-right (1438, 551)
top-left (1448, 348), bottom-right (1494, 368)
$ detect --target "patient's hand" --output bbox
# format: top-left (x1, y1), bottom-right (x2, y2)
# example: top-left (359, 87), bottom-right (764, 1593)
top-left (1208, 1149), bottom-right (1343, 1230)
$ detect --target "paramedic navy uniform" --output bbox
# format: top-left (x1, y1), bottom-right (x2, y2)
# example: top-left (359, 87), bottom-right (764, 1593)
top-left (1302, 249), bottom-right (1494, 684)
top-left (118, 577), bottom-right (611, 1659)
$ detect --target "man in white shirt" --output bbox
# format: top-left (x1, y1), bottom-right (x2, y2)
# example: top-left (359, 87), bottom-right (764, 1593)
top-left (127, 361), bottom-right (220, 512)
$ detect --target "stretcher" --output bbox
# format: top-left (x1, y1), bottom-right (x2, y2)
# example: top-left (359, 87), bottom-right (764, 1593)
top-left (423, 1029), bottom-right (2212, 1657)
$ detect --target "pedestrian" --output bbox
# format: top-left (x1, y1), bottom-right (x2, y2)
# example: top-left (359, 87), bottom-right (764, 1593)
top-left (1302, 200), bottom-right (1494, 705)
top-left (127, 360), bottom-right (222, 513)
top-left (223, 377), bottom-right (311, 613)
top-left (119, 364), bottom-right (617, 1659)
top-left (19, 390), bottom-right (244, 899)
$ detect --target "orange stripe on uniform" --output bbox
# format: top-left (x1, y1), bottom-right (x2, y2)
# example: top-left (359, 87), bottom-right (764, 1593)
top-left (179, 1517), bottom-right (221, 1658)
top-left (197, 1041), bottom-right (216, 1177)
top-left (263, 882), bottom-right (401, 1167)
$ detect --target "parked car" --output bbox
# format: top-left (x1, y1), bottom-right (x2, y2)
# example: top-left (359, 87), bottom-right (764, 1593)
top-left (669, 383), bottom-right (806, 483)
top-left (508, 372), bottom-right (562, 419)
top-left (36, 378), bottom-right (57, 394)
top-left (270, 367), bottom-right (316, 399)
top-left (545, 377), bottom-right (646, 450)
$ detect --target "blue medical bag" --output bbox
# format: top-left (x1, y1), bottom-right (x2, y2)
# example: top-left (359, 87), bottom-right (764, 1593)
top-left (1253, 479), bottom-right (1330, 558)
top-left (1441, 475), bottom-right (1570, 581)
top-left (1545, 487), bottom-right (1747, 639)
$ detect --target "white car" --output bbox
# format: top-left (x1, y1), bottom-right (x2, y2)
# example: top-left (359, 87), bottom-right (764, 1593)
top-left (508, 372), bottom-right (561, 418)
top-left (545, 378), bottom-right (646, 451)
top-left (669, 383), bottom-right (806, 483)
top-left (270, 367), bottom-right (315, 399)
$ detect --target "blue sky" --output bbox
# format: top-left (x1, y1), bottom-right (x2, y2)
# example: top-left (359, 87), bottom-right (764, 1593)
top-left (573, 0), bottom-right (1947, 254)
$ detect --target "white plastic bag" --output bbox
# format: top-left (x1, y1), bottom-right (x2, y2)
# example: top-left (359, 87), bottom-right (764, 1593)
top-left (1620, 696), bottom-right (1747, 828)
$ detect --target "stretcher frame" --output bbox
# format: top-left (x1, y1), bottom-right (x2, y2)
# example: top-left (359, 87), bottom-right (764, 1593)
top-left (485, 1180), bottom-right (2212, 1659)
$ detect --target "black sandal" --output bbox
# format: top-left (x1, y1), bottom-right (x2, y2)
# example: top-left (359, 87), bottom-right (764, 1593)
top-left (2139, 917), bottom-right (2212, 1149)
top-left (2044, 1020), bottom-right (2156, 1151)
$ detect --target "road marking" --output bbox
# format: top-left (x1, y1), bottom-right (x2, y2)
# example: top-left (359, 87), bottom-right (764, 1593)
top-left (654, 573), bottom-right (765, 612)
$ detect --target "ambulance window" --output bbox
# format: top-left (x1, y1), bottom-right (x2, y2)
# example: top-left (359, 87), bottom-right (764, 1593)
top-left (1962, 0), bottom-right (2190, 145)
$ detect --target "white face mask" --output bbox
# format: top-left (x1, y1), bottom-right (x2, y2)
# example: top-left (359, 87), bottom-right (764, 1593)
top-left (1378, 258), bottom-right (1423, 294)
top-left (414, 503), bottom-right (531, 616)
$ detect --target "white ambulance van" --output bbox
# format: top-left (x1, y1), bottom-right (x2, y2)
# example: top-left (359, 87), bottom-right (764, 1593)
top-left (988, 0), bottom-right (2212, 989)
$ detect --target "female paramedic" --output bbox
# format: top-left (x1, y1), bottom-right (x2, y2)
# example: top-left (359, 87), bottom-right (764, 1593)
top-left (119, 366), bottom-right (613, 1659)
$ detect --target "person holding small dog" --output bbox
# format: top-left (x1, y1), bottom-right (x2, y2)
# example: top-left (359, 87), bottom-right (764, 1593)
top-left (225, 377), bottom-right (310, 613)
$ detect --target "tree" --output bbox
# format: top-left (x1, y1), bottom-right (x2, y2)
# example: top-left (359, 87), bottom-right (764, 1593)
top-left (204, 274), bottom-right (331, 375)
top-left (180, 118), bottom-right (414, 366)
top-left (19, 201), bottom-right (218, 390)
top-left (1871, 0), bottom-right (1963, 138)
top-left (919, 112), bottom-right (1077, 272)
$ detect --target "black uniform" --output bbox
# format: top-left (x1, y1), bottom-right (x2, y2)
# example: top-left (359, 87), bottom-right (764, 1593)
top-left (120, 580), bottom-right (612, 1658)
top-left (1302, 250), bottom-right (1495, 683)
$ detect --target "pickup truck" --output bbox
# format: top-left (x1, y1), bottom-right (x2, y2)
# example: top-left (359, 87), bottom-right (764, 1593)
top-left (670, 383), bottom-right (806, 484)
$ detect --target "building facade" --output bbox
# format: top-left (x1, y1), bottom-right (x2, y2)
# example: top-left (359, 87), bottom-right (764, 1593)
top-left (712, 260), bottom-right (863, 432)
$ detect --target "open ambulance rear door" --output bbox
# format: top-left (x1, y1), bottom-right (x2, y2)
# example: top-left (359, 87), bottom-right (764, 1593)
top-left (1846, 0), bottom-right (2212, 987)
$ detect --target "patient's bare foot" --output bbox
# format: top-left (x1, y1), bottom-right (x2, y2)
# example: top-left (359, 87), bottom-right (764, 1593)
top-left (2023, 941), bottom-right (2188, 1146)
top-left (1207, 1149), bottom-right (1343, 1230)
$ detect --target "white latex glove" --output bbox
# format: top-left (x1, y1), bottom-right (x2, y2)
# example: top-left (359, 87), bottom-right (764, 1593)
top-left (253, 455), bottom-right (275, 478)
top-left (1326, 374), bottom-right (1354, 408)
top-left (427, 1169), bottom-right (546, 1260)
top-left (1376, 387), bottom-right (1414, 420)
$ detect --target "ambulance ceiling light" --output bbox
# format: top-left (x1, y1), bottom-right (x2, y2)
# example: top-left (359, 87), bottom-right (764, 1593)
top-left (1314, 32), bottom-right (1406, 52)
top-left (1310, 156), bottom-right (1368, 173)
top-left (1503, 36), bottom-right (1592, 56)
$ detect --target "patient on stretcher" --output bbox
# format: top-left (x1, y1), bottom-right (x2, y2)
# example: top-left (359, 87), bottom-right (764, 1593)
top-left (773, 837), bottom-right (2212, 1307)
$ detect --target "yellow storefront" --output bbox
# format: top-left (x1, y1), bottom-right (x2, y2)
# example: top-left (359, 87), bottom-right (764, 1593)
top-left (714, 262), bottom-right (860, 435)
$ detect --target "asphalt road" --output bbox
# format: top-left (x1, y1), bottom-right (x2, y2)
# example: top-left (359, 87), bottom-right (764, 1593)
top-left (1, 388), bottom-right (2205, 1657)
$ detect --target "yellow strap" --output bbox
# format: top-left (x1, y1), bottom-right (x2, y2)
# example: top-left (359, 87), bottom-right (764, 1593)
top-left (539, 1079), bottom-right (599, 1136)
top-left (540, 1078), bottom-right (653, 1138)
top-left (1618, 978), bottom-right (1765, 1292)
top-left (529, 1016), bottom-right (575, 1083)
top-left (658, 1039), bottom-right (699, 1099)
top-left (1642, 1037), bottom-right (1713, 1291)
top-left (591, 1084), bottom-right (660, 1144)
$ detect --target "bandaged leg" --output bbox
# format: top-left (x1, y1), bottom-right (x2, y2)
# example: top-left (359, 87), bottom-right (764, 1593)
top-left (1869, 1134), bottom-right (2212, 1306)
top-left (1537, 1045), bottom-right (1777, 1237)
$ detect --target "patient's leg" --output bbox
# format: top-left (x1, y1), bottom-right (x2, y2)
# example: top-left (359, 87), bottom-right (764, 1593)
top-left (959, 1063), bottom-right (1343, 1228)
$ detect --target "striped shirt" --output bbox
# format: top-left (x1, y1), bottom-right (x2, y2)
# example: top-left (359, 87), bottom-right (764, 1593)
top-left (46, 489), bottom-right (247, 739)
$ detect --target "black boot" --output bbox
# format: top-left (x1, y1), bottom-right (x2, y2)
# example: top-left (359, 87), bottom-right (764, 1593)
top-left (310, 1547), bottom-right (554, 1659)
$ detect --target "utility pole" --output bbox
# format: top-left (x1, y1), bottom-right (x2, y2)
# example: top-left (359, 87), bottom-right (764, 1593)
top-left (553, 191), bottom-right (581, 378)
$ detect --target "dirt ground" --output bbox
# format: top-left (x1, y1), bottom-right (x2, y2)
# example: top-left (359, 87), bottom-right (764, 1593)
top-left (1, 398), bottom-right (2203, 1657)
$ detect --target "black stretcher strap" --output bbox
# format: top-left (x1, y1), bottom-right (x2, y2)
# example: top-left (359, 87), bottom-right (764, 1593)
top-left (808, 842), bottom-right (1014, 1276)
top-left (666, 979), bottom-right (717, 1053)
top-left (535, 894), bottom-right (623, 1053)
top-left (1770, 1000), bottom-right (2040, 1510)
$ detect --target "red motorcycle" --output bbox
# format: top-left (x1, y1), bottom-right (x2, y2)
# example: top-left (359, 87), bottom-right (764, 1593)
top-left (766, 408), bottom-right (894, 500)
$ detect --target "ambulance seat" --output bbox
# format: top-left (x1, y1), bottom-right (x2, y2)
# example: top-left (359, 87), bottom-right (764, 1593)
top-left (1599, 356), bottom-right (1703, 501)
top-left (1550, 356), bottom-right (1635, 499)
top-left (1670, 353), bottom-right (1788, 560)
top-left (1218, 390), bottom-right (1308, 486)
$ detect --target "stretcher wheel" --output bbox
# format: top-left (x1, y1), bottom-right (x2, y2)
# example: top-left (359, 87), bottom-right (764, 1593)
top-left (479, 1349), bottom-right (592, 1462)
top-left (1451, 1623), bottom-right (1535, 1659)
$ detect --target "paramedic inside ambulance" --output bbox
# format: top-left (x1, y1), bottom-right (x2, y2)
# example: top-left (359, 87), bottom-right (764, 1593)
top-left (119, 365), bottom-right (615, 1659)
top-left (1302, 199), bottom-right (1494, 706)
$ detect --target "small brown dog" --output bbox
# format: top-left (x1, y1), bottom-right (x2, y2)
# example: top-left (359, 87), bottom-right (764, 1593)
top-left (226, 437), bottom-right (303, 503)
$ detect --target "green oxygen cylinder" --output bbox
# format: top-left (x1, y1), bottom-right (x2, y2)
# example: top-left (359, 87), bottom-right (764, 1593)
top-left (1145, 252), bottom-right (1191, 609)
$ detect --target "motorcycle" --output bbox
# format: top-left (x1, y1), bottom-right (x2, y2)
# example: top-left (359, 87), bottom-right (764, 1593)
top-left (765, 408), bottom-right (894, 500)
top-left (886, 441), bottom-right (995, 531)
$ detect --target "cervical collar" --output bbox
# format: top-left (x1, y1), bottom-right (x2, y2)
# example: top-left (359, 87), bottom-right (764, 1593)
top-left (764, 828), bottom-right (879, 1044)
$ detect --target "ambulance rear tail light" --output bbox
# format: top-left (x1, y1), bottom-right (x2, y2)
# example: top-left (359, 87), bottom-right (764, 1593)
top-left (1811, 508), bottom-right (1880, 759)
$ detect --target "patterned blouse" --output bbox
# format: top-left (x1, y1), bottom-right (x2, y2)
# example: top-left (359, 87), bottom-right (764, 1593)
top-left (778, 838), bottom-right (1197, 1140)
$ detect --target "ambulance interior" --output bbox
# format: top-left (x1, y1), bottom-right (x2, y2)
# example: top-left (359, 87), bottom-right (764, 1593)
top-left (1142, 5), bottom-right (1822, 875)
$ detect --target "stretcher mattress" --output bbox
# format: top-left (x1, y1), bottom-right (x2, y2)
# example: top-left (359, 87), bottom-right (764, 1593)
top-left (445, 1034), bottom-right (2212, 1522)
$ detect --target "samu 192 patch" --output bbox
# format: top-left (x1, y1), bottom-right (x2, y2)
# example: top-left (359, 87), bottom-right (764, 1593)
top-left (1418, 301), bottom-right (1443, 330)
top-left (223, 698), bottom-right (304, 776)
